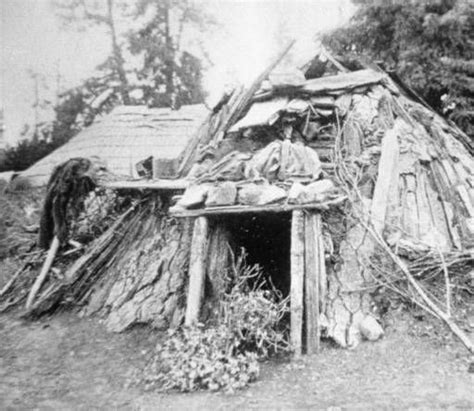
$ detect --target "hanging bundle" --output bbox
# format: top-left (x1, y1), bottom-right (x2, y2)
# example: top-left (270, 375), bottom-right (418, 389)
top-left (38, 157), bottom-right (105, 249)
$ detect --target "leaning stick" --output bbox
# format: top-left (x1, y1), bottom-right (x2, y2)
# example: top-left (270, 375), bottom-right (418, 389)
top-left (438, 247), bottom-right (451, 317)
top-left (360, 218), bottom-right (474, 353)
top-left (0, 266), bottom-right (26, 299)
top-left (333, 117), bottom-right (473, 353)
top-left (25, 236), bottom-right (60, 310)
top-left (321, 45), bottom-right (349, 73)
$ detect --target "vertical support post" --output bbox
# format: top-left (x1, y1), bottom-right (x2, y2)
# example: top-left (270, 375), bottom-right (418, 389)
top-left (291, 210), bottom-right (305, 356)
top-left (304, 212), bottom-right (324, 354)
top-left (317, 215), bottom-right (327, 316)
top-left (304, 213), bottom-right (318, 354)
top-left (184, 216), bottom-right (209, 326)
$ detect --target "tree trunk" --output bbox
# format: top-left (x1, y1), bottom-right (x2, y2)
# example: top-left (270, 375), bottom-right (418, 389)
top-left (106, 0), bottom-right (130, 105)
top-left (164, 0), bottom-right (175, 107)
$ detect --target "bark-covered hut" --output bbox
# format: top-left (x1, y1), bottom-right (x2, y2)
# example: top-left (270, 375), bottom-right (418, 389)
top-left (23, 45), bottom-right (474, 354)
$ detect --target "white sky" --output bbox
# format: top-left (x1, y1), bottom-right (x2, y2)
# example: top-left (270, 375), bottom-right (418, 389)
top-left (0, 0), bottom-right (355, 145)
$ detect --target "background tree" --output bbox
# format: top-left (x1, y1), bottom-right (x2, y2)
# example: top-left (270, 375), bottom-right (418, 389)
top-left (0, 85), bottom-right (90, 172)
top-left (324, 0), bottom-right (474, 139)
top-left (54, 0), bottom-right (212, 109)
top-left (127, 0), bottom-right (213, 108)
top-left (54, 0), bottom-right (131, 105)
top-left (1, 0), bottom-right (213, 172)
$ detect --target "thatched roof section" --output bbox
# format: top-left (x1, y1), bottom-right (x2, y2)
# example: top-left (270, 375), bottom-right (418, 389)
top-left (21, 104), bottom-right (209, 186)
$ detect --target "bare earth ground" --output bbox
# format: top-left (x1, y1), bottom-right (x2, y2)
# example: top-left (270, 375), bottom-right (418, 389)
top-left (0, 312), bottom-right (473, 410)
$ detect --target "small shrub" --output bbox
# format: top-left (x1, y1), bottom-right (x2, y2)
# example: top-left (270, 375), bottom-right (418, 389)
top-left (140, 254), bottom-right (290, 393)
top-left (143, 326), bottom-right (260, 392)
top-left (221, 257), bottom-right (290, 358)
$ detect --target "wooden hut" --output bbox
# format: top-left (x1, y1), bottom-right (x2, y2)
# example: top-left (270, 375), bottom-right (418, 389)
top-left (24, 46), bottom-right (474, 354)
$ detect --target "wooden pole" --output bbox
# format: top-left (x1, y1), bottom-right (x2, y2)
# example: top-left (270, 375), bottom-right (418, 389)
top-left (26, 236), bottom-right (60, 310)
top-left (219, 40), bottom-right (296, 141)
top-left (359, 216), bottom-right (474, 354)
top-left (291, 210), bottom-right (305, 356)
top-left (184, 217), bottom-right (210, 326)
top-left (321, 45), bottom-right (349, 73)
top-left (0, 265), bottom-right (27, 299)
top-left (317, 215), bottom-right (327, 316)
top-left (304, 212), bottom-right (320, 354)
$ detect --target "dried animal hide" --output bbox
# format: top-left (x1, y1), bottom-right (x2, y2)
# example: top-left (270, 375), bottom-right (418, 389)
top-left (38, 158), bottom-right (105, 249)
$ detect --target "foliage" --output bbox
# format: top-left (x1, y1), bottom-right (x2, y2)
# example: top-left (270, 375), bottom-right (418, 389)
top-left (54, 0), bottom-right (211, 109)
top-left (143, 326), bottom-right (260, 392)
top-left (0, 85), bottom-right (96, 172)
top-left (54, 0), bottom-right (131, 105)
top-left (126, 0), bottom-right (211, 108)
top-left (324, 0), bottom-right (474, 138)
top-left (140, 257), bottom-right (290, 393)
top-left (221, 254), bottom-right (290, 358)
top-left (1, 138), bottom-right (55, 172)
top-left (3, 0), bottom-right (213, 172)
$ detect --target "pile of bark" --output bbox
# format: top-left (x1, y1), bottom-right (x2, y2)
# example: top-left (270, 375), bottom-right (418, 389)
top-left (24, 197), bottom-right (192, 332)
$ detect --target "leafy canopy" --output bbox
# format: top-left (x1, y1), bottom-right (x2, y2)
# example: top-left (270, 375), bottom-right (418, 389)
top-left (325, 0), bottom-right (474, 138)
top-left (3, 0), bottom-right (212, 172)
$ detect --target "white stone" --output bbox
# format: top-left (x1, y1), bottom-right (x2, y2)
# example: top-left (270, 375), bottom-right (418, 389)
top-left (205, 182), bottom-right (237, 207)
top-left (238, 183), bottom-right (262, 205)
top-left (359, 315), bottom-right (384, 341)
top-left (296, 179), bottom-right (335, 204)
top-left (177, 184), bottom-right (209, 209)
top-left (288, 182), bottom-right (305, 204)
top-left (257, 185), bottom-right (287, 205)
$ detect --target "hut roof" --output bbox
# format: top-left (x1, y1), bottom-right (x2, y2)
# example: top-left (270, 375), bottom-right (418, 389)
top-left (169, 47), bottom-right (474, 252)
top-left (20, 104), bottom-right (209, 186)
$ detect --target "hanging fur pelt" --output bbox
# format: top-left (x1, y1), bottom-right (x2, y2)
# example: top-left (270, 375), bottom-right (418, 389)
top-left (38, 158), bottom-right (103, 249)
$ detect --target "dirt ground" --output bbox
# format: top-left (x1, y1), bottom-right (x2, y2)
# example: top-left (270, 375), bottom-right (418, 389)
top-left (0, 312), bottom-right (473, 410)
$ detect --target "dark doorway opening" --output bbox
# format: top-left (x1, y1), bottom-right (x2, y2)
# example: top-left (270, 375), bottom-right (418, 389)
top-left (219, 212), bottom-right (292, 297)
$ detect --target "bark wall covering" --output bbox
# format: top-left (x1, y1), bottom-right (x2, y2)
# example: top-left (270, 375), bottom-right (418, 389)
top-left (85, 214), bottom-right (193, 332)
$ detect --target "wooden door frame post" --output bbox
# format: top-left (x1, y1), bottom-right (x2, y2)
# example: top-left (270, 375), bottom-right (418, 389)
top-left (184, 216), bottom-right (210, 326)
top-left (304, 212), bottom-right (324, 354)
top-left (290, 210), bottom-right (305, 356)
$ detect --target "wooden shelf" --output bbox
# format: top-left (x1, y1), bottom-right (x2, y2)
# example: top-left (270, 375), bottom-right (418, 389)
top-left (103, 179), bottom-right (189, 191)
top-left (170, 196), bottom-right (346, 217)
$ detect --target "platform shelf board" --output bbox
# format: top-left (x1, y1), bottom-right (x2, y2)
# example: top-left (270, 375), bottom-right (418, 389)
top-left (170, 196), bottom-right (346, 217)
top-left (103, 179), bottom-right (189, 191)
